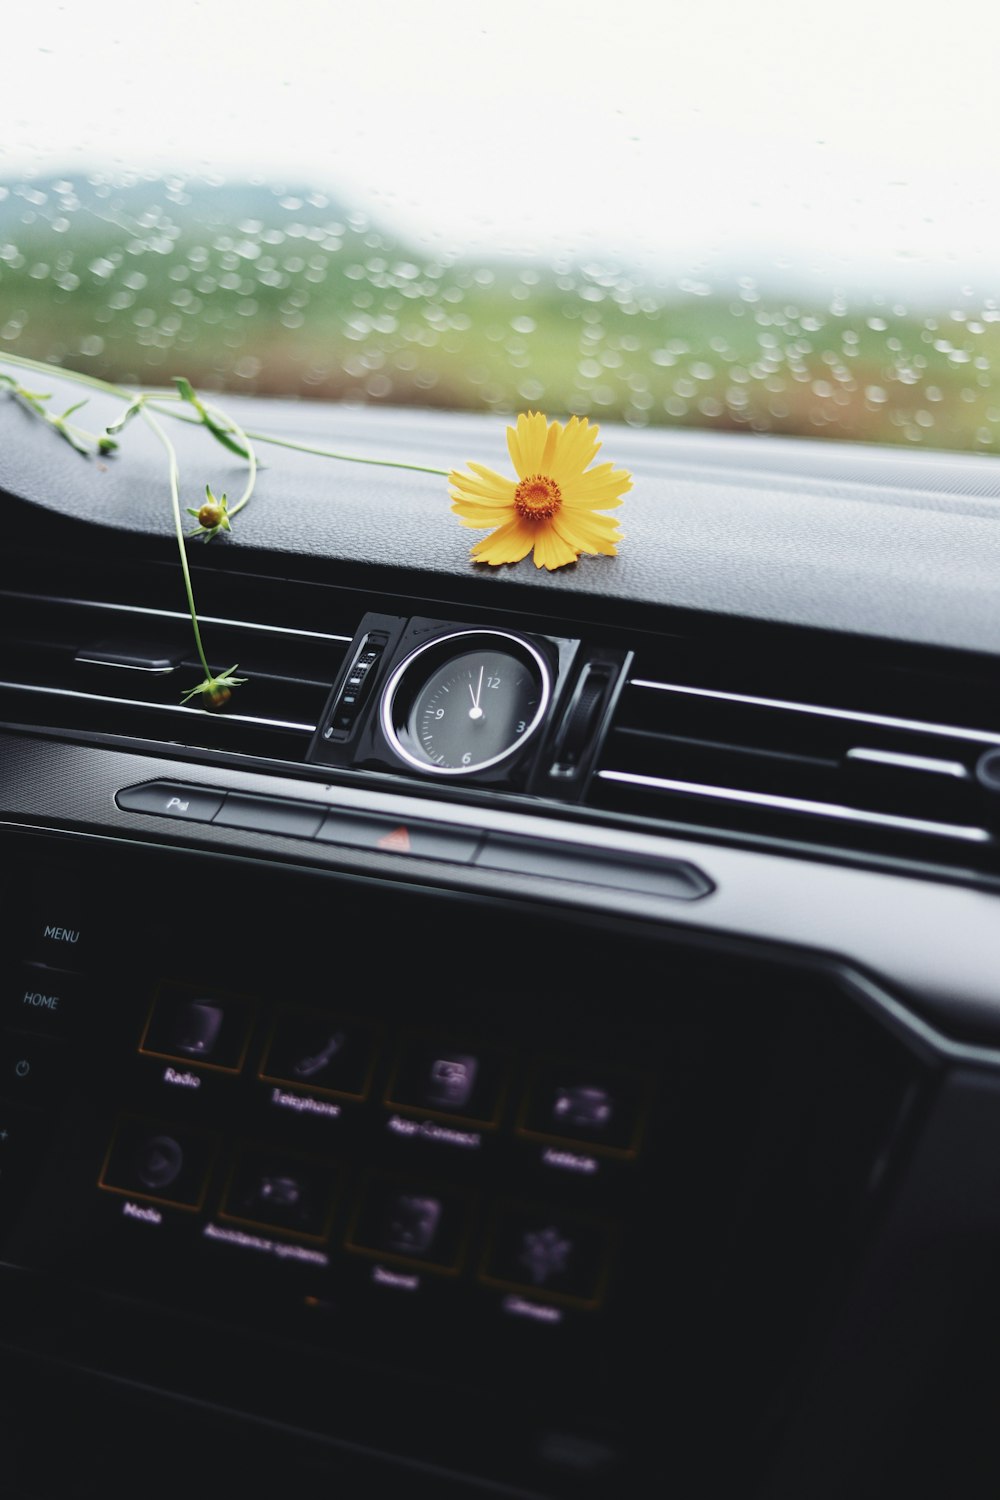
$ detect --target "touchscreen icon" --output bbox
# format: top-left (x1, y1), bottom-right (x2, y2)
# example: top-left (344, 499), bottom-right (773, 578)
top-left (255, 1174), bottom-right (303, 1211)
top-left (552, 1084), bottom-right (614, 1131)
top-left (171, 1001), bottom-right (225, 1059)
top-left (134, 1133), bottom-right (184, 1191)
top-left (293, 1031), bottom-right (345, 1081)
top-left (384, 1193), bottom-right (442, 1256)
top-left (426, 1055), bottom-right (478, 1110)
top-left (517, 1225), bottom-right (573, 1287)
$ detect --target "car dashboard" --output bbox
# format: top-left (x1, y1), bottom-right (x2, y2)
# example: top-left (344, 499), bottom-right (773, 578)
top-left (3, 385), bottom-right (1000, 1498)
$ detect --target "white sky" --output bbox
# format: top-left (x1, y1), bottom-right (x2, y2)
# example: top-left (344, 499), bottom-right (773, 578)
top-left (5, 0), bottom-right (1000, 292)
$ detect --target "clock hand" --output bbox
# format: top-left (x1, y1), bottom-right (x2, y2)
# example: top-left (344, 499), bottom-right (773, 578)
top-left (468, 665), bottom-right (485, 720)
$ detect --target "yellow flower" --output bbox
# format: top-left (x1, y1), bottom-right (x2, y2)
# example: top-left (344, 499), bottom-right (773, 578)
top-left (449, 412), bottom-right (631, 570)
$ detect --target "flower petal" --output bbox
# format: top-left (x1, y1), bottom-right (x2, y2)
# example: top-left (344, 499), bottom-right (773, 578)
top-left (552, 512), bottom-right (621, 556)
top-left (506, 422), bottom-right (524, 475)
top-left (562, 464), bottom-right (633, 507)
top-left (540, 417), bottom-right (563, 473)
top-left (470, 518), bottom-right (536, 565)
top-left (452, 504), bottom-right (517, 527)
top-left (557, 508), bottom-right (622, 538)
top-left (511, 411), bottom-right (550, 475)
top-left (450, 493), bottom-right (514, 512)
top-left (466, 460), bottom-right (517, 490)
top-left (449, 475), bottom-right (516, 503)
top-left (549, 416), bottom-right (602, 482)
top-left (532, 522), bottom-right (580, 571)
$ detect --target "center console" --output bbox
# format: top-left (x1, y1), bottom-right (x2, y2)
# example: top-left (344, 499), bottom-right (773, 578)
top-left (0, 827), bottom-right (924, 1496)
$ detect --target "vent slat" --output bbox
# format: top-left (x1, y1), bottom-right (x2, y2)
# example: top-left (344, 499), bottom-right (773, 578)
top-left (591, 655), bottom-right (1000, 868)
top-left (0, 562), bottom-right (354, 761)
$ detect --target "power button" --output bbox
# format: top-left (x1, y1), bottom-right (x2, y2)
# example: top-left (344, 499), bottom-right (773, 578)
top-left (0, 1037), bottom-right (70, 1108)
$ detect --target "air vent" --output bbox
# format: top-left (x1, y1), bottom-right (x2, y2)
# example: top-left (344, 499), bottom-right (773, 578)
top-left (589, 637), bottom-right (1000, 870)
top-left (0, 550), bottom-right (355, 762)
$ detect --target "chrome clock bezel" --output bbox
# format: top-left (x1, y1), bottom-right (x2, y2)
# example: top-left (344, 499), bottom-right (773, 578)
top-left (379, 629), bottom-right (553, 777)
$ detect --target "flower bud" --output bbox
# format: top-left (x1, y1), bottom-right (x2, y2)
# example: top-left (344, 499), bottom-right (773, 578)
top-left (198, 501), bottom-right (223, 528)
top-left (203, 683), bottom-right (232, 708)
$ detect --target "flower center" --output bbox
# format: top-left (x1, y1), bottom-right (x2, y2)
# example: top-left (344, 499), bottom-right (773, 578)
top-left (514, 473), bottom-right (562, 521)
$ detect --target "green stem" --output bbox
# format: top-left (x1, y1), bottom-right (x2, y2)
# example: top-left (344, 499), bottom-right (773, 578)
top-left (200, 399), bottom-right (257, 515)
top-left (0, 351), bottom-right (135, 401)
top-left (139, 406), bottom-right (213, 683)
top-left (144, 404), bottom-right (449, 476)
top-left (1, 354), bottom-right (450, 477)
top-left (226, 427), bottom-right (449, 477)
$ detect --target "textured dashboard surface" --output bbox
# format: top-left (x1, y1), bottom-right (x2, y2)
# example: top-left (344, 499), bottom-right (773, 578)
top-left (4, 375), bottom-right (1000, 652)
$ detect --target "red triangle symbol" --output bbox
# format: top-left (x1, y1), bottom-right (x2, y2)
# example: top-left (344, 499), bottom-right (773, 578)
top-left (377, 824), bottom-right (411, 853)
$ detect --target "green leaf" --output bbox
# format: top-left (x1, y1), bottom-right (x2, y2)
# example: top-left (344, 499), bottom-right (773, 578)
top-left (106, 396), bottom-right (145, 435)
top-left (173, 375), bottom-right (249, 458)
top-left (52, 421), bottom-right (92, 456)
top-left (201, 412), bottom-right (250, 459)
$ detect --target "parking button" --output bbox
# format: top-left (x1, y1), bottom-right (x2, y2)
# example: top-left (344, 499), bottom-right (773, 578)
top-left (116, 782), bottom-right (226, 823)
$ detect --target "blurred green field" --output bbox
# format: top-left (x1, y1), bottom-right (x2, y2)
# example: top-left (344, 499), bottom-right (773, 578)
top-left (2, 179), bottom-right (998, 453)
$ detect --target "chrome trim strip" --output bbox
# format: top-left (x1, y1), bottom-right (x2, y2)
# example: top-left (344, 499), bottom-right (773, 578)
top-left (846, 747), bottom-right (971, 778)
top-left (0, 591), bottom-right (352, 643)
top-left (74, 657), bottom-right (176, 675)
top-left (0, 680), bottom-right (315, 732)
top-left (597, 767), bottom-right (991, 843)
top-left (629, 677), bottom-right (1000, 747)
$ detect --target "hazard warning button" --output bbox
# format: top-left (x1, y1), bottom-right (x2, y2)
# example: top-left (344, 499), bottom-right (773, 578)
top-left (315, 812), bottom-right (481, 864)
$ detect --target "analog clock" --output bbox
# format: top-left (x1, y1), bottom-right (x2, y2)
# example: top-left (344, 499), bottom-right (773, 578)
top-left (380, 630), bottom-right (551, 775)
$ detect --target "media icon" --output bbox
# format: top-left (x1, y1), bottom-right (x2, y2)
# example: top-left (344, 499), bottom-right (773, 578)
top-left (100, 1116), bottom-right (217, 1209)
top-left (133, 1133), bottom-right (184, 1191)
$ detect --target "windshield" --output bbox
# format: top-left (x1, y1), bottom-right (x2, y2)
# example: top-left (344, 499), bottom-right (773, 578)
top-left (4, 0), bottom-right (999, 453)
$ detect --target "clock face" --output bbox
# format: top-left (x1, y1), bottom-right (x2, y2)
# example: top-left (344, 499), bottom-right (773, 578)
top-left (380, 632), bottom-right (551, 775)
